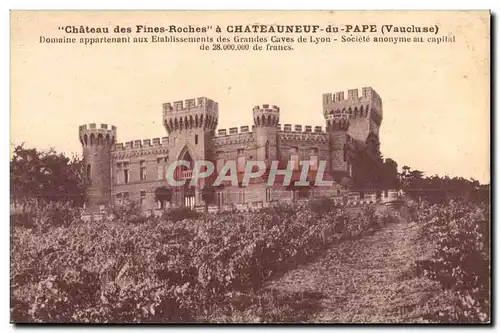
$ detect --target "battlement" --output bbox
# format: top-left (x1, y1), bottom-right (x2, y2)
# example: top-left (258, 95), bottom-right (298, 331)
top-left (162, 97), bottom-right (219, 113)
top-left (79, 123), bottom-right (117, 146)
top-left (163, 97), bottom-right (219, 133)
top-left (212, 128), bottom-right (255, 147)
top-left (323, 87), bottom-right (377, 104)
top-left (79, 123), bottom-right (117, 134)
top-left (216, 125), bottom-right (252, 136)
top-left (252, 104), bottom-right (280, 112)
top-left (275, 124), bottom-right (325, 133)
top-left (253, 104), bottom-right (280, 118)
top-left (322, 87), bottom-right (382, 115)
top-left (113, 136), bottom-right (169, 150)
top-left (278, 126), bottom-right (329, 143)
top-left (253, 104), bottom-right (280, 127)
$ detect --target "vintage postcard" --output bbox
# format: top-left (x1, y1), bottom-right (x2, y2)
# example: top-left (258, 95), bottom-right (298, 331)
top-left (10, 10), bottom-right (490, 324)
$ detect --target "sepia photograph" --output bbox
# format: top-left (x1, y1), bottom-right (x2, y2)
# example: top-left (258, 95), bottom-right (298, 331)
top-left (9, 10), bottom-right (491, 324)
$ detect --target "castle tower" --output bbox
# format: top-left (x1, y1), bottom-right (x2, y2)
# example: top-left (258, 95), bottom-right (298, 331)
top-left (325, 116), bottom-right (351, 178)
top-left (253, 104), bottom-right (280, 167)
top-left (163, 97), bottom-right (218, 205)
top-left (322, 87), bottom-right (383, 158)
top-left (78, 123), bottom-right (116, 211)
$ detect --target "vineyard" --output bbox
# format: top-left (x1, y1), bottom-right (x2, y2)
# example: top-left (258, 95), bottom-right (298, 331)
top-left (414, 201), bottom-right (490, 323)
top-left (10, 198), bottom-right (490, 323)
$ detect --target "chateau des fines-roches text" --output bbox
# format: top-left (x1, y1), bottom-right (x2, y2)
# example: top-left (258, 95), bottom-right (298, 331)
top-left (59, 24), bottom-right (439, 35)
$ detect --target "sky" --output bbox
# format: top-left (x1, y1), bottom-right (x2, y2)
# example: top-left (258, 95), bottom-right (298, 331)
top-left (10, 10), bottom-right (490, 183)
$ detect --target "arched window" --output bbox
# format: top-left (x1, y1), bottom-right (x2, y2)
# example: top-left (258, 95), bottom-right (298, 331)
top-left (309, 147), bottom-right (318, 171)
top-left (265, 141), bottom-right (269, 159)
top-left (237, 149), bottom-right (246, 173)
top-left (195, 134), bottom-right (199, 145)
top-left (97, 134), bottom-right (104, 145)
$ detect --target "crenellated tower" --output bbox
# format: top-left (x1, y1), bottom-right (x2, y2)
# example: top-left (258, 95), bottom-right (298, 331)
top-left (323, 87), bottom-right (384, 187)
top-left (163, 97), bottom-right (218, 205)
top-left (323, 87), bottom-right (383, 158)
top-left (79, 123), bottom-right (116, 211)
top-left (163, 97), bottom-right (219, 161)
top-left (253, 104), bottom-right (280, 167)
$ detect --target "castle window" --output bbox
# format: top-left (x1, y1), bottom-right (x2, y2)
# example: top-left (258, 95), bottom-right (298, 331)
top-left (123, 163), bottom-right (129, 184)
top-left (140, 160), bottom-right (147, 181)
top-left (217, 192), bottom-right (224, 207)
top-left (310, 156), bottom-right (318, 171)
top-left (140, 191), bottom-right (146, 205)
top-left (237, 154), bottom-right (246, 173)
top-left (265, 141), bottom-right (270, 159)
top-left (86, 164), bottom-right (92, 183)
top-left (290, 146), bottom-right (299, 171)
top-left (309, 148), bottom-right (318, 171)
top-left (157, 160), bottom-right (164, 180)
top-left (156, 158), bottom-right (163, 180)
top-left (266, 188), bottom-right (271, 202)
top-left (116, 192), bottom-right (129, 205)
top-left (195, 134), bottom-right (198, 145)
top-left (237, 149), bottom-right (245, 173)
top-left (116, 163), bottom-right (122, 184)
top-left (239, 188), bottom-right (245, 203)
top-left (216, 157), bottom-right (225, 174)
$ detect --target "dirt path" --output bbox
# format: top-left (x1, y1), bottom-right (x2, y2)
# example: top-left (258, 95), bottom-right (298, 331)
top-left (264, 217), bottom-right (440, 323)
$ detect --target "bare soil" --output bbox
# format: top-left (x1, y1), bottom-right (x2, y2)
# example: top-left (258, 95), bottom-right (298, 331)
top-left (263, 216), bottom-right (444, 323)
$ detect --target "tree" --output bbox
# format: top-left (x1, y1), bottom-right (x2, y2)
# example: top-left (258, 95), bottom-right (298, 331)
top-left (380, 158), bottom-right (399, 189)
top-left (10, 144), bottom-right (87, 210)
top-left (201, 184), bottom-right (216, 213)
top-left (154, 186), bottom-right (172, 210)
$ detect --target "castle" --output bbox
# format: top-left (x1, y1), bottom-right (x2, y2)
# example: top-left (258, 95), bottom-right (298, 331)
top-left (79, 87), bottom-right (383, 212)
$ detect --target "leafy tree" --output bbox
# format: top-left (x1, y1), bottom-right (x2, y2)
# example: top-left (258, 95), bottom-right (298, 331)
top-left (380, 158), bottom-right (399, 189)
top-left (154, 186), bottom-right (173, 209)
top-left (10, 144), bottom-right (87, 210)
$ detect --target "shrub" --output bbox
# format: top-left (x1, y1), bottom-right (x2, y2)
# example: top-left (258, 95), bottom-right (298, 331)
top-left (11, 202), bottom-right (395, 323)
top-left (163, 207), bottom-right (202, 222)
top-left (415, 202), bottom-right (490, 323)
top-left (309, 197), bottom-right (338, 215)
top-left (11, 201), bottom-right (81, 230)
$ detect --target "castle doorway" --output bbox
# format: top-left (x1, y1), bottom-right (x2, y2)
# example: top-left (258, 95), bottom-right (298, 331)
top-left (178, 148), bottom-right (197, 209)
top-left (183, 180), bottom-right (196, 209)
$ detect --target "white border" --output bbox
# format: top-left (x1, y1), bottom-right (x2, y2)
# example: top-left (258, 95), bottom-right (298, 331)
top-left (3, 1), bottom-right (498, 332)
